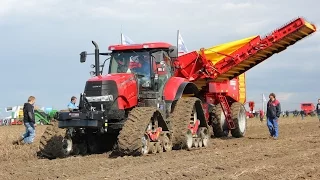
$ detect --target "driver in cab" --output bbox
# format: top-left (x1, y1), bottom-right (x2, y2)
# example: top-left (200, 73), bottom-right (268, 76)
top-left (129, 55), bottom-right (150, 77)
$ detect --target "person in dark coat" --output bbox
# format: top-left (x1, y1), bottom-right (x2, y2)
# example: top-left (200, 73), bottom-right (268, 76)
top-left (12, 96), bottom-right (36, 145)
top-left (266, 93), bottom-right (281, 140)
top-left (316, 99), bottom-right (320, 122)
top-left (285, 110), bottom-right (289, 117)
top-left (300, 110), bottom-right (305, 120)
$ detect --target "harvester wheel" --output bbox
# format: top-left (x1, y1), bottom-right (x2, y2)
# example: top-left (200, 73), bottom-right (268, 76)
top-left (211, 105), bottom-right (229, 137)
top-left (170, 97), bottom-right (208, 150)
top-left (38, 121), bottom-right (70, 159)
top-left (118, 107), bottom-right (162, 156)
top-left (230, 102), bottom-right (247, 138)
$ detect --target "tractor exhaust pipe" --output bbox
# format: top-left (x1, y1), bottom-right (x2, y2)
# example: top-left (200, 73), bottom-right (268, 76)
top-left (92, 41), bottom-right (100, 76)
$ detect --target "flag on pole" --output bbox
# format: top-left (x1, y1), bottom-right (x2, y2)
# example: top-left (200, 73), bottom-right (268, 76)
top-left (121, 33), bottom-right (135, 45)
top-left (177, 30), bottom-right (188, 56)
top-left (262, 94), bottom-right (267, 102)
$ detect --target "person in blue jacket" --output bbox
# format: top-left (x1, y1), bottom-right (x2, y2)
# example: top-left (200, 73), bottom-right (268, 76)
top-left (266, 93), bottom-right (281, 140)
top-left (68, 96), bottom-right (78, 111)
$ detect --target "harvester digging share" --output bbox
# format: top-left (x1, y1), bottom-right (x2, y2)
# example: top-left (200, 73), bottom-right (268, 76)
top-left (38, 18), bottom-right (316, 159)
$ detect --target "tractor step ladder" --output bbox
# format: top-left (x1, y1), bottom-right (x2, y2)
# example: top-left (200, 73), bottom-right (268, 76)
top-left (217, 95), bottom-right (235, 130)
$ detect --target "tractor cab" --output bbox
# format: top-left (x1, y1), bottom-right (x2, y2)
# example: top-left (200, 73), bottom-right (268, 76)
top-left (108, 42), bottom-right (177, 93)
top-left (78, 41), bottom-right (178, 113)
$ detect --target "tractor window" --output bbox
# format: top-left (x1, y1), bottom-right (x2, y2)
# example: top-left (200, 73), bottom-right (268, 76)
top-left (109, 51), bottom-right (151, 76)
top-left (151, 51), bottom-right (172, 92)
top-left (109, 51), bottom-right (152, 88)
top-left (109, 52), bottom-right (131, 74)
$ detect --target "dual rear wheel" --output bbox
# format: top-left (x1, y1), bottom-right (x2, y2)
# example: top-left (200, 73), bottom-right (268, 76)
top-left (212, 102), bottom-right (247, 138)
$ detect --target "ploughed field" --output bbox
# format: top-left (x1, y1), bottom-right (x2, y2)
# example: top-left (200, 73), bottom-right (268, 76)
top-left (1, 117), bottom-right (320, 180)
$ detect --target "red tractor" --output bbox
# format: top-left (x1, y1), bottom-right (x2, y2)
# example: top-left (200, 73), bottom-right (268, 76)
top-left (301, 103), bottom-right (316, 116)
top-left (38, 17), bottom-right (316, 159)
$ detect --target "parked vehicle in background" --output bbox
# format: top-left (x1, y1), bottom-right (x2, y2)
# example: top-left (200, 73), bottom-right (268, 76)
top-left (300, 103), bottom-right (316, 116)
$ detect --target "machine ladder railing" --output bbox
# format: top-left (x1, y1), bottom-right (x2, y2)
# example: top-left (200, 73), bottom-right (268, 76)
top-left (217, 95), bottom-right (235, 129)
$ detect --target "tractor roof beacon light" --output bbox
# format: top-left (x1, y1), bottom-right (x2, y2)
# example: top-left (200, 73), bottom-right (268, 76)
top-left (92, 41), bottom-right (100, 76)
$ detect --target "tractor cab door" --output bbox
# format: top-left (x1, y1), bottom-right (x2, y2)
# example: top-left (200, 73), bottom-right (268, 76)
top-left (134, 50), bottom-right (172, 92)
top-left (151, 50), bottom-right (172, 93)
top-left (136, 50), bottom-right (172, 108)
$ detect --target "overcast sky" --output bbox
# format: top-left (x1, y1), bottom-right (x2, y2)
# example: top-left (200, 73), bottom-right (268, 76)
top-left (0, 0), bottom-right (319, 116)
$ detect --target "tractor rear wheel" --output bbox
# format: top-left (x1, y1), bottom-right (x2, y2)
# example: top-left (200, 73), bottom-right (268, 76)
top-left (170, 97), bottom-right (208, 150)
top-left (230, 102), bottom-right (247, 138)
top-left (38, 121), bottom-right (71, 159)
top-left (211, 105), bottom-right (229, 137)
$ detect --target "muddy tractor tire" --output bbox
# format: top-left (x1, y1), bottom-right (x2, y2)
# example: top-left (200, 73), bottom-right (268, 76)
top-left (117, 107), bottom-right (158, 156)
top-left (170, 97), bottom-right (208, 150)
top-left (230, 102), bottom-right (247, 138)
top-left (38, 121), bottom-right (71, 159)
top-left (211, 104), bottom-right (229, 137)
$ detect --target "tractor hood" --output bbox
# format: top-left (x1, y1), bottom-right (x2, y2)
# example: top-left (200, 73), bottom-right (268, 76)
top-left (85, 73), bottom-right (138, 109)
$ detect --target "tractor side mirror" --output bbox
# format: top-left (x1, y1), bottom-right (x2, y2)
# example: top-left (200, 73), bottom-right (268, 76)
top-left (168, 46), bottom-right (178, 58)
top-left (80, 51), bottom-right (87, 63)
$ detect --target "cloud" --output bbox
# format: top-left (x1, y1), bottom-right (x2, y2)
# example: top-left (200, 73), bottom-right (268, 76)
top-left (221, 2), bottom-right (253, 10)
top-left (234, 20), bottom-right (272, 35)
top-left (0, 0), bottom-right (58, 18)
top-left (276, 92), bottom-right (295, 101)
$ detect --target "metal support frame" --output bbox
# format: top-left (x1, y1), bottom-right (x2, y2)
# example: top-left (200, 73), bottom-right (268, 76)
top-left (217, 95), bottom-right (235, 130)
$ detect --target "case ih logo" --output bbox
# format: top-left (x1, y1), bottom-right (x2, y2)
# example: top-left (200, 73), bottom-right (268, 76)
top-left (92, 85), bottom-right (101, 88)
top-left (86, 95), bottom-right (114, 102)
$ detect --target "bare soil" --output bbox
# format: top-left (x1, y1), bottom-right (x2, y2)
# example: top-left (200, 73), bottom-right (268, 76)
top-left (1, 117), bottom-right (320, 180)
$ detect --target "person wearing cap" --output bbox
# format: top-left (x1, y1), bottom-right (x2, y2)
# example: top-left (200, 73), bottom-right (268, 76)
top-left (266, 93), bottom-right (281, 140)
top-left (68, 96), bottom-right (78, 111)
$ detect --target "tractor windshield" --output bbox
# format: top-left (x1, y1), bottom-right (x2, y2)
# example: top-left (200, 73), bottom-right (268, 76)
top-left (109, 49), bottom-right (172, 89)
top-left (109, 50), bottom-right (152, 87)
top-left (109, 51), bottom-right (150, 76)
